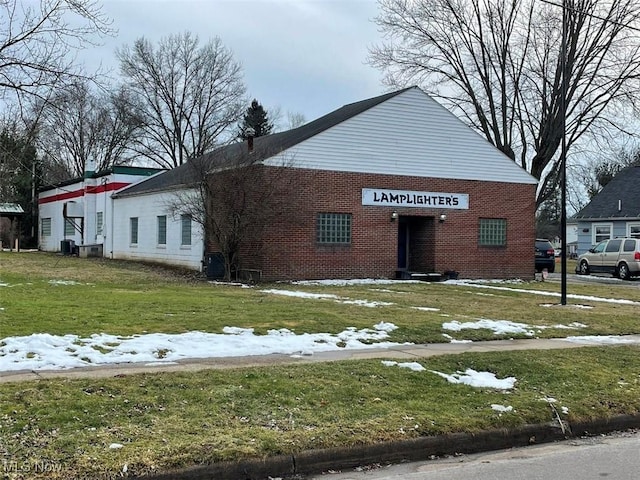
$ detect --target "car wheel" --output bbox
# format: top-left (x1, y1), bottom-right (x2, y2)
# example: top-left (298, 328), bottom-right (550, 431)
top-left (579, 260), bottom-right (590, 275)
top-left (618, 263), bottom-right (630, 281)
top-left (548, 265), bottom-right (555, 274)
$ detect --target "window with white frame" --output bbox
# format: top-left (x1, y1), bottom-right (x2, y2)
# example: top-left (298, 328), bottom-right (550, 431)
top-left (593, 223), bottom-right (612, 244)
top-left (479, 218), bottom-right (507, 246)
top-left (96, 212), bottom-right (103, 236)
top-left (130, 217), bottom-right (138, 245)
top-left (41, 218), bottom-right (51, 237)
top-left (317, 213), bottom-right (352, 244)
top-left (64, 218), bottom-right (75, 236)
top-left (628, 223), bottom-right (640, 239)
top-left (181, 215), bottom-right (192, 246)
top-left (157, 215), bottom-right (167, 245)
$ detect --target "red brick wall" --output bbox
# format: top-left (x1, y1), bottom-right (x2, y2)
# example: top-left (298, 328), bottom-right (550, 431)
top-left (210, 166), bottom-right (536, 281)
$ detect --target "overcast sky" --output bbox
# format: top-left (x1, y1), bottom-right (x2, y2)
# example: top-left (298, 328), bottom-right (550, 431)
top-left (85, 0), bottom-right (386, 127)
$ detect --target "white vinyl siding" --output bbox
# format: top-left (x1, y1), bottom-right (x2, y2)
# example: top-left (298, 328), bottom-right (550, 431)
top-left (265, 88), bottom-right (537, 185)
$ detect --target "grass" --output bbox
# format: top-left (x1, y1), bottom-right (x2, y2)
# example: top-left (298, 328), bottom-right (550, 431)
top-left (1, 252), bottom-right (640, 343)
top-left (2, 252), bottom-right (640, 478)
top-left (2, 347), bottom-right (640, 479)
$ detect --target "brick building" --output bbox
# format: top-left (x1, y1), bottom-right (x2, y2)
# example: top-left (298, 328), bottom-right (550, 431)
top-left (114, 87), bottom-right (537, 281)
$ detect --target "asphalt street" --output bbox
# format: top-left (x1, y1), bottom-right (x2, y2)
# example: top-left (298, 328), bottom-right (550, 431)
top-left (307, 430), bottom-right (640, 480)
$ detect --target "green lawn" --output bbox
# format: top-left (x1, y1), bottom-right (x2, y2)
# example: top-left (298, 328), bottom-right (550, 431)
top-left (1, 252), bottom-right (639, 343)
top-left (2, 252), bottom-right (640, 479)
top-left (2, 348), bottom-right (640, 479)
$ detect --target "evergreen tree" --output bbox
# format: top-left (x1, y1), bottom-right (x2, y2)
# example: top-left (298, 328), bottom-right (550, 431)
top-left (238, 99), bottom-right (273, 139)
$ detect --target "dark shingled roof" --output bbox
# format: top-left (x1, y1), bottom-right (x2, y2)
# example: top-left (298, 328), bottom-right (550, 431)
top-left (573, 165), bottom-right (640, 220)
top-left (114, 87), bottom-right (416, 198)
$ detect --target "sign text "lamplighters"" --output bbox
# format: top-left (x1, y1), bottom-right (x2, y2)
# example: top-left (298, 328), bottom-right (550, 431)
top-left (362, 188), bottom-right (469, 209)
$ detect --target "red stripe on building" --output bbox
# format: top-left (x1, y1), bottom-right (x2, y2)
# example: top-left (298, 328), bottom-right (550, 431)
top-left (39, 182), bottom-right (131, 204)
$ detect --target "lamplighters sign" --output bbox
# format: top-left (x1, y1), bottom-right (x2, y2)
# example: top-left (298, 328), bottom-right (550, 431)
top-left (362, 188), bottom-right (469, 209)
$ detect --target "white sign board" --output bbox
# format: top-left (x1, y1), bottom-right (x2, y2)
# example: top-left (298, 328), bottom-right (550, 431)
top-left (362, 188), bottom-right (469, 209)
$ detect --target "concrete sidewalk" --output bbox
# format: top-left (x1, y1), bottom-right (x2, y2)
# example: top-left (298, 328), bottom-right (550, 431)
top-left (3, 335), bottom-right (639, 383)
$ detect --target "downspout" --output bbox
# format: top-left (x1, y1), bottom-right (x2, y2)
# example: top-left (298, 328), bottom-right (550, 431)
top-left (110, 182), bottom-right (115, 259)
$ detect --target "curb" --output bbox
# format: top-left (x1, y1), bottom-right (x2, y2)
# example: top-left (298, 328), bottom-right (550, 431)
top-left (135, 414), bottom-right (640, 479)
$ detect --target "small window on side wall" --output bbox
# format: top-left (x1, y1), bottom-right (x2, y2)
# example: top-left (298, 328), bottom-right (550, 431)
top-left (317, 213), bottom-right (352, 244)
top-left (157, 215), bottom-right (167, 245)
top-left (64, 218), bottom-right (75, 237)
top-left (479, 218), bottom-right (506, 246)
top-left (181, 215), bottom-right (192, 246)
top-left (130, 217), bottom-right (138, 245)
top-left (41, 218), bottom-right (52, 237)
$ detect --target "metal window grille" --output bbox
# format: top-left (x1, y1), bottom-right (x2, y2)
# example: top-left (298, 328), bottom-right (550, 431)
top-left (317, 213), bottom-right (352, 244)
top-left (479, 218), bottom-right (506, 246)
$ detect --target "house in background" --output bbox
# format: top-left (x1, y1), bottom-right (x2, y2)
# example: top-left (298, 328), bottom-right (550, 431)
top-left (38, 166), bottom-right (163, 257)
top-left (110, 86), bottom-right (538, 281)
top-left (0, 203), bottom-right (24, 250)
top-left (572, 164), bottom-right (640, 254)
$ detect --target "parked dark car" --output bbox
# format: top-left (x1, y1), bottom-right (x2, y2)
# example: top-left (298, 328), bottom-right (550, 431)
top-left (535, 239), bottom-right (555, 273)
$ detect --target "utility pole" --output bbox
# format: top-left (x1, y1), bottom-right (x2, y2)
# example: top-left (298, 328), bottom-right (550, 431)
top-left (560, 0), bottom-right (568, 305)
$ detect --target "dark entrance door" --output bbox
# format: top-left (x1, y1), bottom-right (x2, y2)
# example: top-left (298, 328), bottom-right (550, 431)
top-left (397, 217), bottom-right (409, 270)
top-left (397, 216), bottom-right (435, 272)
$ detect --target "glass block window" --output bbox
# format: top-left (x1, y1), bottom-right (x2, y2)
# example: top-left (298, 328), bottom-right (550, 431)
top-left (96, 212), bottom-right (103, 236)
top-left (64, 218), bottom-right (75, 236)
top-left (130, 217), bottom-right (138, 245)
top-left (181, 215), bottom-right (192, 246)
top-left (157, 215), bottom-right (167, 245)
top-left (317, 213), bottom-right (352, 244)
top-left (479, 218), bottom-right (507, 246)
top-left (41, 218), bottom-right (51, 236)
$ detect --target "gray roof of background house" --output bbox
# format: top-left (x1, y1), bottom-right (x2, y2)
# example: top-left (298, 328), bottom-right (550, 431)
top-left (573, 165), bottom-right (640, 220)
top-left (114, 87), bottom-right (415, 198)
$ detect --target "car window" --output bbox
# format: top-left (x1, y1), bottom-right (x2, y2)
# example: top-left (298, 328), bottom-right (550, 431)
top-left (623, 239), bottom-right (636, 252)
top-left (605, 239), bottom-right (622, 253)
top-left (593, 241), bottom-right (607, 253)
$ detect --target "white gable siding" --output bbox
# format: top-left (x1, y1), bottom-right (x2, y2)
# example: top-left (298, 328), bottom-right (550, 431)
top-left (111, 190), bottom-right (204, 271)
top-left (267, 88), bottom-right (537, 185)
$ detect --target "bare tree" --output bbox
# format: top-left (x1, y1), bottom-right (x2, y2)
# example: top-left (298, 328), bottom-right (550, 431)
top-left (0, 0), bottom-right (112, 107)
top-left (369, 0), bottom-right (640, 208)
top-left (167, 146), bottom-right (302, 281)
top-left (36, 81), bottom-right (143, 179)
top-left (117, 32), bottom-right (246, 169)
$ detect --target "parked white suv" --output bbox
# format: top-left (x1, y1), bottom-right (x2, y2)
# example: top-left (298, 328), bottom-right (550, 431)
top-left (576, 237), bottom-right (640, 280)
